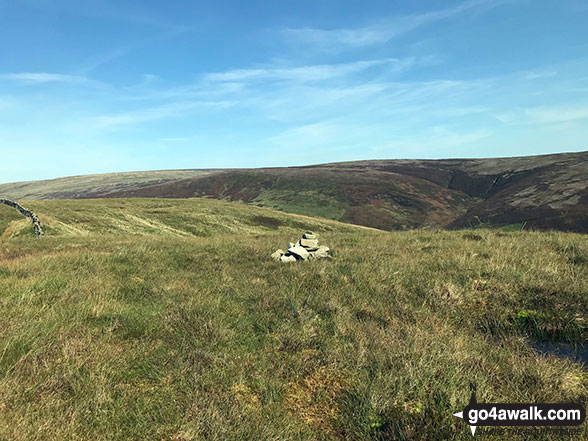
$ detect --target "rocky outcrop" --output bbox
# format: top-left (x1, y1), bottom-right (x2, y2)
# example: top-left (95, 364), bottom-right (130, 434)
top-left (0, 199), bottom-right (43, 236)
top-left (272, 232), bottom-right (331, 262)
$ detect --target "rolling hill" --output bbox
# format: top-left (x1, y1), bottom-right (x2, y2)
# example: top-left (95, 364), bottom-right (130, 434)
top-left (1, 151), bottom-right (586, 232)
top-left (0, 198), bottom-right (587, 440)
top-left (0, 198), bottom-right (364, 239)
top-left (0, 169), bottom-right (216, 200)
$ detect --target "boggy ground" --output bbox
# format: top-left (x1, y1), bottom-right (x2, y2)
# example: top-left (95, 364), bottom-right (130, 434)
top-left (0, 198), bottom-right (586, 440)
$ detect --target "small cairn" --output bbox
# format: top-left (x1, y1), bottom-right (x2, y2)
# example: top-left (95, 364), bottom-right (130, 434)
top-left (271, 231), bottom-right (331, 262)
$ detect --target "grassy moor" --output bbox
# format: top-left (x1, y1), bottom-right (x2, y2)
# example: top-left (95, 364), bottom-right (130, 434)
top-left (0, 199), bottom-right (586, 440)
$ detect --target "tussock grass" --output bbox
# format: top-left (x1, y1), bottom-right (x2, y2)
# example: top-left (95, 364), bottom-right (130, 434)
top-left (0, 199), bottom-right (586, 440)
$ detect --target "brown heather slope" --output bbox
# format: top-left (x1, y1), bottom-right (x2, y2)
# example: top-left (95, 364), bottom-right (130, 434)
top-left (110, 167), bottom-right (476, 231)
top-left (107, 151), bottom-right (588, 232)
top-left (1, 151), bottom-right (586, 232)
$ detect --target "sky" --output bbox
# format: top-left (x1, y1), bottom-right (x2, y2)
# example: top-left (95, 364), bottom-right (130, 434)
top-left (0, 0), bottom-right (587, 183)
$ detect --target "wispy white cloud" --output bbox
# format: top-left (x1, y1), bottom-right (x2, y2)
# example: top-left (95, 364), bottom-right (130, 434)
top-left (524, 71), bottom-right (557, 80)
top-left (159, 136), bottom-right (190, 142)
top-left (430, 105), bottom-right (489, 118)
top-left (74, 25), bottom-right (192, 75)
top-left (76, 45), bottom-right (134, 75)
top-left (269, 121), bottom-right (338, 144)
top-left (205, 58), bottom-right (413, 83)
top-left (368, 126), bottom-right (491, 157)
top-left (84, 67), bottom-right (483, 131)
top-left (0, 72), bottom-right (88, 84)
top-left (281, 0), bottom-right (510, 52)
top-left (496, 105), bottom-right (588, 125)
top-left (0, 56), bottom-right (486, 141)
top-left (89, 100), bottom-right (235, 130)
top-left (142, 74), bottom-right (160, 85)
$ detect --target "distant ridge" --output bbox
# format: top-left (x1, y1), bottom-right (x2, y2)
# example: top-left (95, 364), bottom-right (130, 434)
top-left (1, 151), bottom-right (586, 232)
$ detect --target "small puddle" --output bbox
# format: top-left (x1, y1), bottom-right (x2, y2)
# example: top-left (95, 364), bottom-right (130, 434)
top-left (532, 341), bottom-right (588, 368)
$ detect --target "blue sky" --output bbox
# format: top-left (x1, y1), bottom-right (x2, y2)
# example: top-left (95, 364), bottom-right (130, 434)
top-left (1, 0), bottom-right (587, 183)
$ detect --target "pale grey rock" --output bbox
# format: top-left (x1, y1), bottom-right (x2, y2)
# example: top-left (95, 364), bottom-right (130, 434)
top-left (299, 238), bottom-right (319, 250)
top-left (313, 246), bottom-right (331, 259)
top-left (287, 245), bottom-right (310, 260)
top-left (280, 254), bottom-right (297, 263)
top-left (271, 249), bottom-right (285, 261)
top-left (303, 231), bottom-right (317, 240)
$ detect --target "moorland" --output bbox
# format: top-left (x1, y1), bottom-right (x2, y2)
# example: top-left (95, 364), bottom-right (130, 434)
top-left (0, 198), bottom-right (586, 440)
top-left (1, 151), bottom-right (586, 232)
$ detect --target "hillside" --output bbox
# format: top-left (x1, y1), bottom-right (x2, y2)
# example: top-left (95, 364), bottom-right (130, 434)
top-left (1, 151), bottom-right (587, 232)
top-left (0, 198), bottom-right (586, 440)
top-left (0, 198), bottom-right (364, 239)
top-left (0, 170), bottom-right (216, 200)
top-left (108, 151), bottom-right (588, 232)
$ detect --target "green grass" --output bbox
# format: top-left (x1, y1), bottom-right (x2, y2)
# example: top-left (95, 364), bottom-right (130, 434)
top-left (0, 208), bottom-right (22, 236)
top-left (0, 198), bottom-right (587, 440)
top-left (254, 189), bottom-right (348, 220)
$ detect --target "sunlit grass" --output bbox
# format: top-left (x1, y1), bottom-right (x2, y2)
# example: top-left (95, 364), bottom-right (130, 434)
top-left (0, 199), bottom-right (586, 440)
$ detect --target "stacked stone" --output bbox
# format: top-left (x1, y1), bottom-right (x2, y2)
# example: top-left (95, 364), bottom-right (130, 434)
top-left (0, 199), bottom-right (43, 237)
top-left (271, 231), bottom-right (331, 262)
